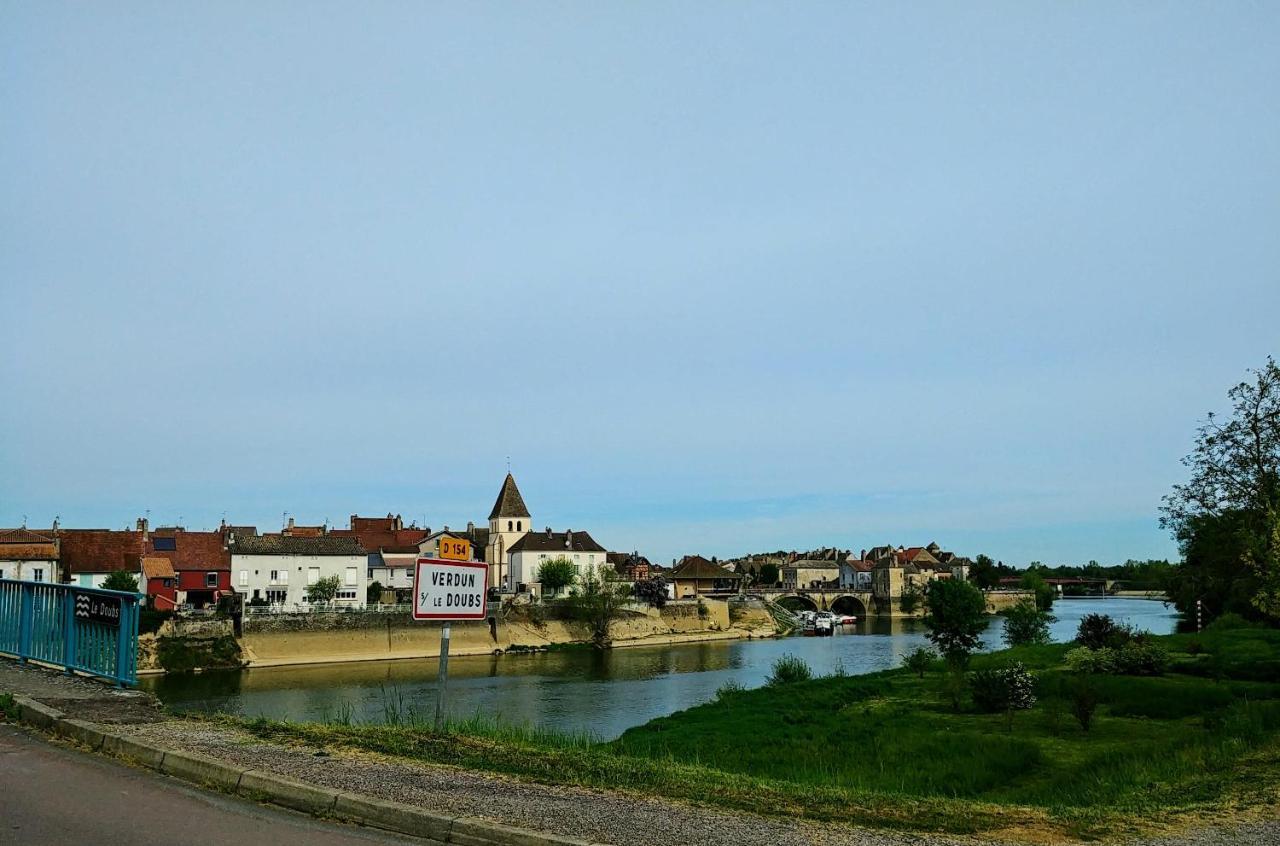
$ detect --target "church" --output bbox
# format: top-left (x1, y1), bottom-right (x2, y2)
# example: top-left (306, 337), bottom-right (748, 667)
top-left (483, 472), bottom-right (607, 593)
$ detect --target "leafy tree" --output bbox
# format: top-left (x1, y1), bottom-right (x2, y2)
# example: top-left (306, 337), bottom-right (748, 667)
top-left (1002, 600), bottom-right (1055, 646)
top-left (1070, 675), bottom-right (1099, 733)
top-left (898, 582), bottom-right (922, 614)
top-left (305, 574), bottom-right (341, 605)
top-left (1161, 356), bottom-right (1280, 620)
top-left (537, 557), bottom-right (577, 596)
top-left (1020, 570), bottom-right (1056, 611)
top-left (1075, 613), bottom-right (1123, 649)
top-left (901, 646), bottom-right (937, 678)
top-left (102, 570), bottom-right (139, 593)
top-left (968, 554), bottom-right (1000, 589)
top-left (923, 578), bottom-right (988, 669)
top-left (366, 580), bottom-right (384, 604)
top-left (631, 577), bottom-right (668, 608)
top-left (758, 563), bottom-right (780, 586)
top-left (569, 568), bottom-right (631, 647)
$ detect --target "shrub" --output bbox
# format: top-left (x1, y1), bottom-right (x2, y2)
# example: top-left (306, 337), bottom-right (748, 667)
top-left (537, 558), bottom-right (577, 595)
top-left (1070, 676), bottom-right (1099, 732)
top-left (923, 579), bottom-right (988, 668)
top-left (902, 646), bottom-right (938, 678)
top-left (970, 662), bottom-right (1037, 715)
top-left (1205, 612), bottom-right (1263, 632)
top-left (366, 581), bottom-right (383, 604)
top-left (766, 654), bottom-right (813, 686)
top-left (102, 570), bottom-right (139, 593)
top-left (1186, 639), bottom-right (1205, 655)
top-left (1002, 600), bottom-right (1055, 647)
top-left (715, 679), bottom-right (746, 700)
top-left (1114, 640), bottom-right (1169, 675)
top-left (697, 598), bottom-right (709, 619)
top-left (138, 607), bottom-right (174, 635)
top-left (1075, 613), bottom-right (1120, 650)
top-left (0, 692), bottom-right (16, 721)
top-left (1065, 646), bottom-right (1118, 674)
top-left (305, 574), bottom-right (341, 605)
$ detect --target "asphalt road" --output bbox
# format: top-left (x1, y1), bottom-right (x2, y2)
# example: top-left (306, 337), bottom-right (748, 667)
top-left (0, 725), bottom-right (422, 845)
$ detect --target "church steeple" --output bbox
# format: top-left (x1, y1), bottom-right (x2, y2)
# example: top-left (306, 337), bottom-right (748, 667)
top-left (488, 472), bottom-right (531, 521)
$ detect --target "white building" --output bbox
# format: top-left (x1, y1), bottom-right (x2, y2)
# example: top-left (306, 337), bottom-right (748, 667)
top-left (0, 528), bottom-right (59, 582)
top-left (839, 559), bottom-right (874, 590)
top-left (508, 528), bottom-right (607, 594)
top-left (231, 534), bottom-right (368, 609)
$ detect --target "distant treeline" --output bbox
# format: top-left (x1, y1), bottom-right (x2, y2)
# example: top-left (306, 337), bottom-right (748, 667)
top-left (969, 556), bottom-right (1175, 593)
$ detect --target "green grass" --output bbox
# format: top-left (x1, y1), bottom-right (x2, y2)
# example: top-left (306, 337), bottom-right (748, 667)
top-left (215, 626), bottom-right (1280, 839)
top-left (0, 692), bottom-right (16, 721)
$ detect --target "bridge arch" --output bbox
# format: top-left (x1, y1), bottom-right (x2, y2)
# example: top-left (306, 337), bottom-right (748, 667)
top-left (830, 594), bottom-right (869, 618)
top-left (775, 594), bottom-right (819, 612)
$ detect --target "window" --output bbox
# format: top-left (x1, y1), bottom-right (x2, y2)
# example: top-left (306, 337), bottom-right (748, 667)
top-left (516, 521), bottom-right (522, 531)
top-left (266, 589), bottom-right (287, 605)
top-left (336, 590), bottom-right (356, 601)
top-left (270, 569), bottom-right (288, 585)
top-left (205, 572), bottom-right (218, 588)
top-left (507, 520), bottom-right (513, 531)
top-left (33, 568), bottom-right (44, 582)
top-left (345, 567), bottom-right (357, 586)
top-left (239, 570), bottom-right (248, 587)
top-left (307, 567), bottom-right (320, 586)
top-left (0, 569), bottom-right (5, 579)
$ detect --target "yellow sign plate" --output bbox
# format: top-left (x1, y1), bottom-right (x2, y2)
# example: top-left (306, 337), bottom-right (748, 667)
top-left (439, 537), bottom-right (472, 561)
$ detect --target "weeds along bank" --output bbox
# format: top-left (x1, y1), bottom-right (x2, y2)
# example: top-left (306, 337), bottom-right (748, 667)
top-left (229, 597), bottom-right (774, 669)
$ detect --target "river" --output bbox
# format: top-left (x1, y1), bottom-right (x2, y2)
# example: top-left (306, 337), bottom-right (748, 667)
top-left (141, 597), bottom-right (1178, 739)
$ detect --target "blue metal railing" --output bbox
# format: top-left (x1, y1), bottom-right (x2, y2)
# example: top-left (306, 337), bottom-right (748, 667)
top-left (0, 579), bottom-right (139, 687)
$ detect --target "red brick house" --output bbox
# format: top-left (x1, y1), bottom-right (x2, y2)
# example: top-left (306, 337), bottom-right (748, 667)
top-left (148, 527), bottom-right (230, 608)
top-left (141, 556), bottom-right (178, 610)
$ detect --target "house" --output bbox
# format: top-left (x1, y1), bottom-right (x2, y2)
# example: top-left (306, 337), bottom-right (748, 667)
top-left (607, 551), bottom-right (652, 582)
top-left (485, 473), bottom-right (531, 592)
top-left (231, 534), bottom-right (368, 610)
top-left (332, 514), bottom-right (431, 602)
top-left (839, 558), bottom-right (874, 590)
top-left (149, 526), bottom-right (229, 608)
top-left (59, 527), bottom-right (147, 589)
top-left (0, 526), bottom-right (60, 583)
top-left (782, 560), bottom-right (841, 590)
top-left (141, 556), bottom-right (178, 610)
top-left (508, 528), bottom-right (607, 592)
top-left (669, 555), bottom-right (743, 598)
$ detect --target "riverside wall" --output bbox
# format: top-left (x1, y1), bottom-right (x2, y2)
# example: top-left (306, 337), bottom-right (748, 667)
top-left (232, 597), bottom-right (771, 669)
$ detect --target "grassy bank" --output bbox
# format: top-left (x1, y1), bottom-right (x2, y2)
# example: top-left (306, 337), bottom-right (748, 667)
top-left (222, 622), bottom-right (1280, 839)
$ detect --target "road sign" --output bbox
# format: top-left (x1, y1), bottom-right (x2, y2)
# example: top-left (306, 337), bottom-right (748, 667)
top-left (438, 536), bottom-right (472, 562)
top-left (74, 593), bottom-right (121, 627)
top-left (412, 558), bottom-right (488, 621)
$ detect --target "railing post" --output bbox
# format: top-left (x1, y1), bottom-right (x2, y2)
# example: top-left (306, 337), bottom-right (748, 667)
top-left (63, 588), bottom-right (77, 674)
top-left (17, 584), bottom-right (33, 664)
top-left (114, 597), bottom-right (132, 687)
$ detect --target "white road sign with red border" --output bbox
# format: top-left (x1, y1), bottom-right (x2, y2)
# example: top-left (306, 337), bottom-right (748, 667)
top-left (412, 558), bottom-right (488, 621)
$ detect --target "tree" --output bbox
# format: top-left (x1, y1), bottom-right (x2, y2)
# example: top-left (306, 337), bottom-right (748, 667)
top-left (305, 574), bottom-right (341, 606)
top-left (1002, 600), bottom-right (1055, 646)
top-left (923, 578), bottom-right (988, 669)
top-left (537, 557), bottom-right (577, 596)
top-left (569, 568), bottom-right (631, 647)
top-left (969, 554), bottom-right (1000, 589)
top-left (102, 570), bottom-right (139, 593)
top-left (631, 577), bottom-right (668, 608)
top-left (1020, 570), bottom-right (1056, 611)
top-left (366, 580), bottom-right (384, 604)
top-left (898, 582), bottom-right (922, 613)
top-left (1161, 357), bottom-right (1280, 619)
top-left (758, 563), bottom-right (780, 586)
top-left (901, 646), bottom-right (937, 678)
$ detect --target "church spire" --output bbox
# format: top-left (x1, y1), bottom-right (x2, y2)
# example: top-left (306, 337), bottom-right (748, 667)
top-left (488, 472), bottom-right (531, 520)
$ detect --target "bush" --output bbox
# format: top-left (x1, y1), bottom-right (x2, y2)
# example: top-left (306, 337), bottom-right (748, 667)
top-left (366, 581), bottom-right (383, 604)
top-left (1070, 676), bottom-right (1099, 732)
top-left (716, 679), bottom-right (746, 700)
top-left (537, 558), bottom-right (577, 595)
top-left (1002, 601), bottom-right (1055, 647)
top-left (1114, 639), bottom-right (1169, 675)
top-left (1065, 646), bottom-right (1118, 674)
top-left (1075, 614), bottom-right (1120, 650)
top-left (970, 662), bottom-right (1037, 715)
top-left (138, 607), bottom-right (174, 635)
top-left (766, 654), bottom-right (813, 686)
top-left (1206, 612), bottom-right (1263, 632)
top-left (102, 570), bottom-right (139, 593)
top-left (902, 646), bottom-right (938, 678)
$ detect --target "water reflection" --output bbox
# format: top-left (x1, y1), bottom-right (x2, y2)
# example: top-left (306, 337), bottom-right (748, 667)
top-left (143, 597), bottom-right (1178, 739)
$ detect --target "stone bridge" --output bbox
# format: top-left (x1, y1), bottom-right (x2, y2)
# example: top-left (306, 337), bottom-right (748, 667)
top-left (745, 588), bottom-right (878, 617)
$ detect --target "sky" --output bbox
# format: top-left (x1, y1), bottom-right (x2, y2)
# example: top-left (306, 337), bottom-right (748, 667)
top-left (2, 3), bottom-right (1277, 567)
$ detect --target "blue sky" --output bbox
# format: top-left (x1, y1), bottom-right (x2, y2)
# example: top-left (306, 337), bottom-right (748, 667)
top-left (2, 3), bottom-right (1277, 566)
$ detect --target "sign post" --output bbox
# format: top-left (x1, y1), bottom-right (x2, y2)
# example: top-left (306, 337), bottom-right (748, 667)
top-left (412, 555), bottom-right (487, 730)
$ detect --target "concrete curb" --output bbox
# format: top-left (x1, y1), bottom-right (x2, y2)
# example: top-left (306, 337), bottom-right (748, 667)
top-left (12, 703), bottom-right (610, 845)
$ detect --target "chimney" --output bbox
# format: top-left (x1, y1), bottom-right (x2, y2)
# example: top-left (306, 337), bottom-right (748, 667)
top-left (136, 517), bottom-right (149, 537)
top-left (395, 514), bottom-right (403, 531)
top-left (467, 521), bottom-right (475, 534)
top-left (546, 527), bottom-right (552, 538)
top-left (287, 517), bottom-right (295, 530)
top-left (350, 514), bottom-right (358, 529)
top-left (52, 517), bottom-right (60, 533)
top-left (565, 530), bottom-right (573, 549)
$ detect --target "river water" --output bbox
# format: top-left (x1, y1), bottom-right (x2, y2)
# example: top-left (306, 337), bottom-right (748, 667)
top-left (141, 597), bottom-right (1178, 739)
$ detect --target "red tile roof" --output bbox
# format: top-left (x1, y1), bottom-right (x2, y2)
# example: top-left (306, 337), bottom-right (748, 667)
top-left (331, 526), bottom-right (429, 551)
top-left (147, 530), bottom-right (228, 572)
top-left (59, 530), bottom-right (146, 575)
top-left (141, 556), bottom-right (176, 580)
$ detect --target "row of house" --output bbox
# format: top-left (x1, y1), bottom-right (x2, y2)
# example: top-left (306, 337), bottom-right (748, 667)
top-left (0, 473), bottom-right (626, 611)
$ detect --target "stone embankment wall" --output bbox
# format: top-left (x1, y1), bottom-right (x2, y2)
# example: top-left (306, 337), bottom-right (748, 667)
top-left (983, 590), bottom-right (1036, 613)
top-left (138, 618), bottom-right (243, 673)
top-left (234, 597), bottom-right (770, 668)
